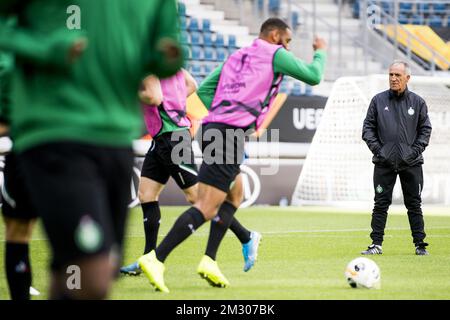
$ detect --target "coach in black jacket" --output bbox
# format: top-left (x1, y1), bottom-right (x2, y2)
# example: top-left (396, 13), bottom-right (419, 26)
top-left (361, 61), bottom-right (432, 256)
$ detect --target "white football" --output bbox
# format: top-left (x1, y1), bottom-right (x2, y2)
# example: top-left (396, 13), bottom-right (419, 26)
top-left (345, 257), bottom-right (381, 289)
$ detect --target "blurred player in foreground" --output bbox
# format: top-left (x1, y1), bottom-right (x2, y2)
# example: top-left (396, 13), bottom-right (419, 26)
top-left (0, 0), bottom-right (183, 299)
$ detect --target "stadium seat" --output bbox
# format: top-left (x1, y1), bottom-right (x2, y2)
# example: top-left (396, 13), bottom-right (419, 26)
top-left (188, 18), bottom-right (200, 32)
top-left (203, 32), bottom-right (213, 47)
top-left (291, 82), bottom-right (302, 96)
top-left (178, 1), bottom-right (186, 16)
top-left (305, 85), bottom-right (313, 96)
top-left (182, 45), bottom-right (191, 60)
top-left (228, 35), bottom-right (237, 48)
top-left (447, 15), bottom-right (450, 27)
top-left (279, 81), bottom-right (289, 94)
top-left (191, 64), bottom-right (202, 76)
top-left (215, 33), bottom-right (225, 47)
top-left (352, 1), bottom-right (360, 19)
top-left (190, 31), bottom-right (203, 45)
top-left (417, 2), bottom-right (431, 14)
top-left (399, 2), bottom-right (414, 14)
top-left (269, 0), bottom-right (281, 15)
top-left (428, 15), bottom-right (443, 27)
top-left (202, 19), bottom-right (211, 33)
top-left (380, 1), bottom-right (393, 14)
top-left (204, 64), bottom-right (213, 74)
top-left (191, 45), bottom-right (203, 60)
top-left (291, 11), bottom-right (300, 31)
top-left (179, 15), bottom-right (187, 30)
top-left (411, 14), bottom-right (424, 25)
top-left (216, 47), bottom-right (227, 62)
top-left (398, 14), bottom-right (409, 24)
top-left (180, 30), bottom-right (189, 45)
top-left (432, 3), bottom-right (447, 15)
top-left (204, 47), bottom-right (216, 61)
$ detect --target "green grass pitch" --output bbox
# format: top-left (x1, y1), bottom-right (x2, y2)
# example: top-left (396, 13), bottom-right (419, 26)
top-left (1, 206), bottom-right (450, 300)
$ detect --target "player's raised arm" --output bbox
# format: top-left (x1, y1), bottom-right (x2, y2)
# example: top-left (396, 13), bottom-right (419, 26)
top-left (139, 75), bottom-right (163, 106)
top-left (273, 37), bottom-right (327, 86)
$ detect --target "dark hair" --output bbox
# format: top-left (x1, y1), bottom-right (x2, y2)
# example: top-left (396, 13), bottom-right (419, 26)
top-left (260, 18), bottom-right (290, 35)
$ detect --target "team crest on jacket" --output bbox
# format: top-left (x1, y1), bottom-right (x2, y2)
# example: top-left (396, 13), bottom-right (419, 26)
top-left (408, 107), bottom-right (415, 116)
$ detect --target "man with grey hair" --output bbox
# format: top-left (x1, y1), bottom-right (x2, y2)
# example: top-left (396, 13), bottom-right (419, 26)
top-left (361, 60), bottom-right (432, 255)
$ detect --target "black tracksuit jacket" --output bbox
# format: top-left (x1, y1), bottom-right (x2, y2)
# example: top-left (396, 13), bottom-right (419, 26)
top-left (362, 88), bottom-right (432, 172)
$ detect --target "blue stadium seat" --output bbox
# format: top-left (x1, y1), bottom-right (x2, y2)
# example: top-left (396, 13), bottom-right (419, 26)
top-left (399, 2), bottom-right (413, 14)
top-left (202, 19), bottom-right (211, 33)
top-left (428, 15), bottom-right (443, 27)
top-left (291, 11), bottom-right (300, 30)
top-left (269, 0), bottom-right (281, 14)
top-left (352, 1), bottom-right (360, 19)
top-left (432, 3), bottom-right (447, 15)
top-left (203, 32), bottom-right (213, 47)
top-left (228, 35), bottom-right (237, 48)
top-left (204, 47), bottom-right (216, 61)
top-left (191, 45), bottom-right (203, 60)
top-left (178, 1), bottom-right (186, 16)
top-left (304, 85), bottom-right (313, 96)
top-left (417, 2), bottom-right (431, 14)
top-left (188, 18), bottom-right (200, 32)
top-left (191, 64), bottom-right (202, 76)
top-left (215, 33), bottom-right (225, 47)
top-left (291, 82), bottom-right (302, 96)
top-left (411, 14), bottom-right (424, 25)
top-left (182, 45), bottom-right (191, 60)
top-left (398, 14), bottom-right (409, 24)
top-left (279, 81), bottom-right (289, 94)
top-left (216, 47), bottom-right (227, 62)
top-left (190, 31), bottom-right (202, 45)
top-left (179, 15), bottom-right (187, 30)
top-left (204, 64), bottom-right (213, 74)
top-left (180, 30), bottom-right (189, 45)
top-left (447, 16), bottom-right (450, 27)
top-left (380, 1), bottom-right (393, 14)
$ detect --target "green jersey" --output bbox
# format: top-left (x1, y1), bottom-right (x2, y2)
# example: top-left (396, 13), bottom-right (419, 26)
top-left (0, 0), bottom-right (183, 152)
top-left (157, 109), bottom-right (189, 137)
top-left (0, 50), bottom-right (13, 124)
top-left (197, 47), bottom-right (327, 110)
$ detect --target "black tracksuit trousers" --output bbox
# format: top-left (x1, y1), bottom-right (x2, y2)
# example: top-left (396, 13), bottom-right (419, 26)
top-left (370, 165), bottom-right (426, 245)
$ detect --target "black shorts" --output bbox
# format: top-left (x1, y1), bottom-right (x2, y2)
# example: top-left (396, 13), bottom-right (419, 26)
top-left (141, 130), bottom-right (197, 190)
top-left (1, 153), bottom-right (37, 220)
top-left (198, 123), bottom-right (245, 193)
top-left (18, 142), bottom-right (134, 271)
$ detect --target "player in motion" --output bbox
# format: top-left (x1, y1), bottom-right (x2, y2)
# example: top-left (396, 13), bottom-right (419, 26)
top-left (138, 18), bottom-right (327, 293)
top-left (120, 69), bottom-right (261, 280)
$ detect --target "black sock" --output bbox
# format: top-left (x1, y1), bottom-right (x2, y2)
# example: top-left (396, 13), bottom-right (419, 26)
top-left (5, 242), bottom-right (31, 300)
top-left (141, 201), bottom-right (161, 254)
top-left (205, 202), bottom-right (238, 260)
top-left (229, 218), bottom-right (251, 244)
top-left (156, 207), bottom-right (206, 262)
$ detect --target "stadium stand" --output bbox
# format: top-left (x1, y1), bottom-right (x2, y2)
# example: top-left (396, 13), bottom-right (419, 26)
top-left (180, 0), bottom-right (317, 96)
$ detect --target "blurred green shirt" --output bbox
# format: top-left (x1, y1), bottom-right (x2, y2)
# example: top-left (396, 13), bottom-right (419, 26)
top-left (0, 0), bottom-right (183, 152)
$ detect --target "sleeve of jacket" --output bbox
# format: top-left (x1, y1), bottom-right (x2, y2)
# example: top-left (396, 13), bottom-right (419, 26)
top-left (362, 97), bottom-right (382, 155)
top-left (412, 99), bottom-right (432, 156)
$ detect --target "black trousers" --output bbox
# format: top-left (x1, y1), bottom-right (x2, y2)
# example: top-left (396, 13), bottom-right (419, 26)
top-left (370, 165), bottom-right (426, 245)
